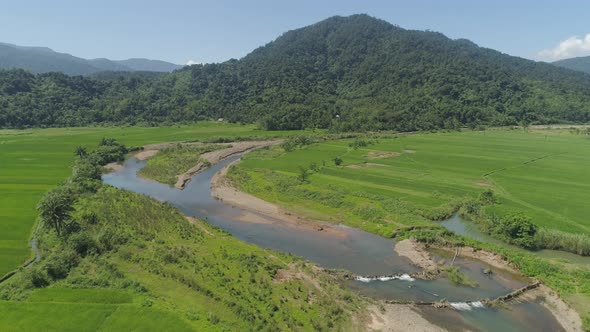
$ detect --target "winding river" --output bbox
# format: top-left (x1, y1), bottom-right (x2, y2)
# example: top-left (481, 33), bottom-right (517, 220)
top-left (103, 155), bottom-right (565, 332)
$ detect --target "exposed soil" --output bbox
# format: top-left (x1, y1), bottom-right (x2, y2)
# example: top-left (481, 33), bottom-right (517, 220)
top-left (367, 304), bottom-right (447, 332)
top-left (211, 159), bottom-right (349, 238)
top-left (521, 285), bottom-right (584, 332)
top-left (175, 141), bottom-right (279, 189)
top-left (475, 179), bottom-right (493, 187)
top-left (134, 149), bottom-right (159, 161)
top-left (403, 149), bottom-right (416, 154)
top-left (103, 162), bottom-right (123, 172)
top-left (367, 151), bottom-right (401, 159)
top-left (394, 239), bottom-right (438, 272)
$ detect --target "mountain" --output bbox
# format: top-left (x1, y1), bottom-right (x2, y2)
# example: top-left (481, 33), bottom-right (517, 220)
top-left (553, 56), bottom-right (590, 74)
top-left (0, 42), bottom-right (182, 75)
top-left (1, 14), bottom-right (590, 130)
top-left (115, 58), bottom-right (182, 72)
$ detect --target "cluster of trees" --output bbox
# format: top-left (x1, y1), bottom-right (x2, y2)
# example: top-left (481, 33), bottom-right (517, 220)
top-left (2, 15), bottom-right (590, 131)
top-left (37, 139), bottom-right (128, 237)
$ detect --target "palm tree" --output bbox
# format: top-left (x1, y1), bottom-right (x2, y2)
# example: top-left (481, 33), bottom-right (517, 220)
top-left (74, 146), bottom-right (87, 158)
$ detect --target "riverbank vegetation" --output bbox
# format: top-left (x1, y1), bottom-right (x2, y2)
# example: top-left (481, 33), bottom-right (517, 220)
top-left (138, 144), bottom-right (221, 186)
top-left (0, 141), bottom-right (368, 330)
top-left (441, 266), bottom-right (478, 287)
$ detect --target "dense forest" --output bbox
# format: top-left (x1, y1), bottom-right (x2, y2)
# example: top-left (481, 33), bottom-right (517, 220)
top-left (2, 15), bottom-right (590, 131)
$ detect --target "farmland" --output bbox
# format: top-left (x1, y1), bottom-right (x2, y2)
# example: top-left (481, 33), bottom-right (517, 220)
top-left (0, 122), bottom-right (301, 278)
top-left (231, 128), bottom-right (590, 236)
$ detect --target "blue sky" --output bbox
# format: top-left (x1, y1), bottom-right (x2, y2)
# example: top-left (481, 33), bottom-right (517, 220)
top-left (1, 0), bottom-right (589, 64)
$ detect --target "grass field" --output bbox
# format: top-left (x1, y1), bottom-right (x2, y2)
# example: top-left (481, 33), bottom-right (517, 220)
top-left (0, 122), bottom-right (301, 277)
top-left (232, 129), bottom-right (590, 236)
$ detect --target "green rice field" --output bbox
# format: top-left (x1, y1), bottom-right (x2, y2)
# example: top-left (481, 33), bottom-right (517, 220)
top-left (233, 128), bottom-right (590, 235)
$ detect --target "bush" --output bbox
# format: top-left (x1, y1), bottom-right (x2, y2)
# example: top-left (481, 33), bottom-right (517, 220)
top-left (333, 157), bottom-right (343, 166)
top-left (43, 249), bottom-right (79, 280)
top-left (490, 213), bottom-right (537, 249)
top-left (68, 232), bottom-right (99, 256)
top-left (479, 189), bottom-right (497, 204)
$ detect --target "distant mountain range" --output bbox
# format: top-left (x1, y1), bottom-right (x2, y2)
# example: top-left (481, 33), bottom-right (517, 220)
top-left (2, 14), bottom-right (590, 130)
top-left (553, 56), bottom-right (590, 74)
top-left (0, 42), bottom-right (182, 75)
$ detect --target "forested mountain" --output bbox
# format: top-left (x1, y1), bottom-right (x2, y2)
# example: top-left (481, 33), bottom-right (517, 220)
top-left (553, 56), bottom-right (590, 74)
top-left (2, 15), bottom-right (590, 130)
top-left (0, 42), bottom-right (182, 75)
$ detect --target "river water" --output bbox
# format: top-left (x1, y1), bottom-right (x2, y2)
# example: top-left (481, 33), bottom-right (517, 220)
top-left (103, 156), bottom-right (565, 332)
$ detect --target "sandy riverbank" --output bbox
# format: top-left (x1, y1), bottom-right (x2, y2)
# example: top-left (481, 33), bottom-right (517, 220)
top-left (367, 304), bottom-right (447, 332)
top-left (521, 285), bottom-right (583, 332)
top-left (175, 140), bottom-right (279, 189)
top-left (394, 239), bottom-right (438, 272)
top-left (211, 158), bottom-right (349, 238)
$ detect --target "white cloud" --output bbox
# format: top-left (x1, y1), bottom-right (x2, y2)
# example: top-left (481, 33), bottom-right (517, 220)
top-left (185, 59), bottom-right (201, 66)
top-left (537, 33), bottom-right (590, 61)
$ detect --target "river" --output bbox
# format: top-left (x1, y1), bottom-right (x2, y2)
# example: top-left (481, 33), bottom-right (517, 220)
top-left (103, 155), bottom-right (565, 332)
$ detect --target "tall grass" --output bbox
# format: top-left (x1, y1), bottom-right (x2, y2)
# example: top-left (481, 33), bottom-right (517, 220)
top-left (535, 228), bottom-right (590, 256)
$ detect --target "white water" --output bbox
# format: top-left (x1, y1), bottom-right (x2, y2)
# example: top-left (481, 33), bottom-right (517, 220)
top-left (450, 301), bottom-right (485, 311)
top-left (355, 273), bottom-right (415, 282)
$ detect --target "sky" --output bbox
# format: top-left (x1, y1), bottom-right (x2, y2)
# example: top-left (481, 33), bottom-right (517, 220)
top-left (1, 0), bottom-right (589, 65)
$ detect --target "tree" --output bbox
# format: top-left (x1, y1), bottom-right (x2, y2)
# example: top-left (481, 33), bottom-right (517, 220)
top-left (297, 166), bottom-right (310, 183)
top-left (333, 157), bottom-right (343, 166)
top-left (37, 186), bottom-right (75, 236)
top-left (74, 146), bottom-right (87, 158)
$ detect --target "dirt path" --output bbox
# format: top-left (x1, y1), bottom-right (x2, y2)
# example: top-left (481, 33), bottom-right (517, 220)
top-left (175, 141), bottom-right (279, 189)
top-left (367, 304), bottom-right (447, 332)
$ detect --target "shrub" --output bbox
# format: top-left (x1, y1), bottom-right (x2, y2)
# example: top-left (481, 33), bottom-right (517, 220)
top-left (43, 249), bottom-right (79, 280)
top-left (24, 267), bottom-right (50, 288)
top-left (490, 213), bottom-right (537, 249)
top-left (479, 189), bottom-right (497, 204)
top-left (68, 232), bottom-right (99, 256)
top-left (297, 166), bottom-right (310, 184)
top-left (333, 157), bottom-right (343, 166)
